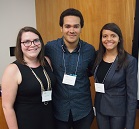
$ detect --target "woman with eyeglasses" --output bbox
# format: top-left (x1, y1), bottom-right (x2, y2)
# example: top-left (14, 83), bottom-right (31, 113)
top-left (1, 26), bottom-right (56, 129)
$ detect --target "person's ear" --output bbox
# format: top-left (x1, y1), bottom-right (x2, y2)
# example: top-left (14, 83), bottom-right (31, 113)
top-left (60, 27), bottom-right (63, 32)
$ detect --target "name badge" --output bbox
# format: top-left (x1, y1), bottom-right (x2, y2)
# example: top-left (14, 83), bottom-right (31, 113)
top-left (42, 90), bottom-right (52, 102)
top-left (95, 83), bottom-right (105, 93)
top-left (62, 74), bottom-right (77, 86)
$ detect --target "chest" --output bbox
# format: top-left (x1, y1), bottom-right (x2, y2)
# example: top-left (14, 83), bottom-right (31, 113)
top-left (50, 49), bottom-right (92, 75)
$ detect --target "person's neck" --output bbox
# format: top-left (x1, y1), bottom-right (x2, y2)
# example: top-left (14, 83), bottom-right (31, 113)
top-left (105, 49), bottom-right (118, 56)
top-left (24, 58), bottom-right (40, 68)
top-left (64, 40), bottom-right (79, 53)
top-left (103, 50), bottom-right (118, 63)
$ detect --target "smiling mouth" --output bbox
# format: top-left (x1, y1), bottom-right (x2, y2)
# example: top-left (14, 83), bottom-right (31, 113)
top-left (69, 35), bottom-right (76, 38)
top-left (105, 42), bottom-right (114, 44)
top-left (29, 48), bottom-right (38, 51)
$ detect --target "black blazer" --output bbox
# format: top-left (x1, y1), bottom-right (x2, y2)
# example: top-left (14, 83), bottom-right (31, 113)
top-left (94, 53), bottom-right (138, 129)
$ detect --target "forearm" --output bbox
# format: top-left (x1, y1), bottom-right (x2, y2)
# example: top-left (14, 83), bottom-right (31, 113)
top-left (125, 102), bottom-right (137, 129)
top-left (3, 107), bottom-right (18, 129)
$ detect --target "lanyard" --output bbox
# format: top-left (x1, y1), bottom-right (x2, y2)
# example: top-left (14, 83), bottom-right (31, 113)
top-left (29, 66), bottom-right (51, 92)
top-left (62, 43), bottom-right (81, 75)
top-left (95, 61), bottom-right (113, 84)
top-left (101, 63), bottom-right (113, 83)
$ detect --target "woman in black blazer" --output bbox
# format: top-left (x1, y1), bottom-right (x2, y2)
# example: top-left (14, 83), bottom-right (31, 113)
top-left (93, 23), bottom-right (138, 129)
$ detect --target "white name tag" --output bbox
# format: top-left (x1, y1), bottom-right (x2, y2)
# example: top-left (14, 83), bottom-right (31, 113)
top-left (62, 74), bottom-right (77, 86)
top-left (42, 90), bottom-right (52, 102)
top-left (95, 83), bottom-right (105, 93)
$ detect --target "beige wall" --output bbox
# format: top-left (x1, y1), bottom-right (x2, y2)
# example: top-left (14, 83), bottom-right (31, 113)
top-left (35, 0), bottom-right (135, 54)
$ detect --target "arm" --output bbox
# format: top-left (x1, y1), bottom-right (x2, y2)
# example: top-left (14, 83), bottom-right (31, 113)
top-left (45, 56), bottom-right (53, 71)
top-left (87, 46), bottom-right (96, 77)
top-left (125, 57), bottom-right (138, 129)
top-left (2, 64), bottom-right (21, 129)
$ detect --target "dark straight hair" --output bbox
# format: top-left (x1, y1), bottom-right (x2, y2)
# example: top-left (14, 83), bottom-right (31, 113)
top-left (94, 23), bottom-right (127, 71)
top-left (59, 8), bottom-right (84, 28)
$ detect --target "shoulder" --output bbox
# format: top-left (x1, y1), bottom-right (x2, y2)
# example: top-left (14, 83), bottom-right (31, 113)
top-left (4, 63), bottom-right (19, 75)
top-left (80, 40), bottom-right (95, 51)
top-left (45, 38), bottom-right (63, 56)
top-left (45, 38), bottom-right (63, 53)
top-left (124, 53), bottom-right (137, 70)
top-left (2, 63), bottom-right (21, 84)
top-left (80, 40), bottom-right (96, 56)
top-left (44, 56), bottom-right (53, 70)
top-left (126, 53), bottom-right (137, 64)
top-left (46, 38), bottom-right (63, 46)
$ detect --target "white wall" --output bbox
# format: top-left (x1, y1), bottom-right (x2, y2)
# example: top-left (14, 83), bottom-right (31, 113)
top-left (0, 0), bottom-right (36, 83)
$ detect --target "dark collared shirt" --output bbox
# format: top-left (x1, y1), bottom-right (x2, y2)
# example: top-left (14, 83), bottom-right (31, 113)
top-left (45, 38), bottom-right (96, 121)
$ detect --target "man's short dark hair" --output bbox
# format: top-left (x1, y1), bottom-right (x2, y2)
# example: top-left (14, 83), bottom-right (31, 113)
top-left (59, 8), bottom-right (84, 28)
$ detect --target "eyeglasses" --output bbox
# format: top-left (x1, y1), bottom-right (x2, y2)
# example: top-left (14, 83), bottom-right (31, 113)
top-left (21, 38), bottom-right (41, 47)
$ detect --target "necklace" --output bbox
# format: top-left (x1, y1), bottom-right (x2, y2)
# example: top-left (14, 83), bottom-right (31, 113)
top-left (29, 66), bottom-right (51, 105)
top-left (103, 54), bottom-right (117, 63)
top-left (29, 66), bottom-right (51, 91)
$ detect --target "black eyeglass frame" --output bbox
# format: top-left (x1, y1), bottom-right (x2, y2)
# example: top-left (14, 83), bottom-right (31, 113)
top-left (21, 38), bottom-right (40, 47)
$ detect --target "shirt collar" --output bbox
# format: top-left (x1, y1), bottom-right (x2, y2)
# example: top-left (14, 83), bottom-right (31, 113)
top-left (61, 38), bottom-right (81, 53)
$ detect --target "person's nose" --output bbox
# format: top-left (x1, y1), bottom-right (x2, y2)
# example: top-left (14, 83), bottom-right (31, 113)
top-left (30, 41), bottom-right (36, 46)
top-left (107, 36), bottom-right (112, 40)
top-left (69, 27), bottom-right (74, 33)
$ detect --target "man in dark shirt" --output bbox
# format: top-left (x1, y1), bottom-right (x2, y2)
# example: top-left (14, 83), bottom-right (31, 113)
top-left (45, 8), bottom-right (96, 129)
